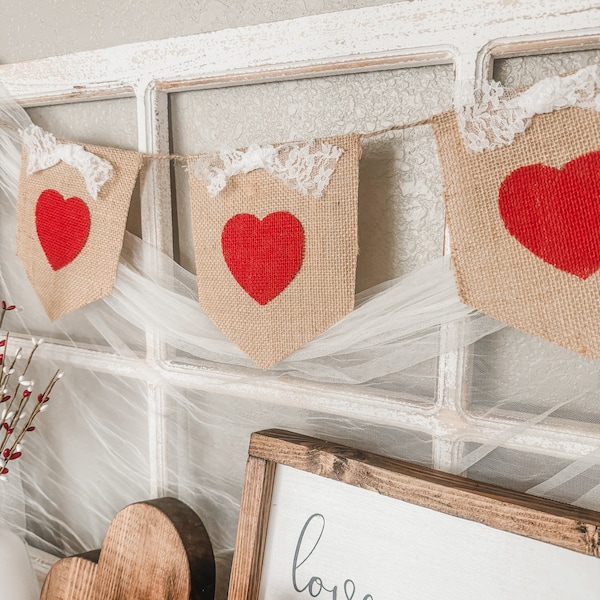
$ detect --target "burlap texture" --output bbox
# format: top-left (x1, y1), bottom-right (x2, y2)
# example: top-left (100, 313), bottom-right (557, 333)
top-left (189, 134), bottom-right (361, 369)
top-left (17, 145), bottom-right (143, 320)
top-left (432, 107), bottom-right (600, 358)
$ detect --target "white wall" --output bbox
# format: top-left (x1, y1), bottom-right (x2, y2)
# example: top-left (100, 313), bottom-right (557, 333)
top-left (0, 0), bottom-right (398, 63)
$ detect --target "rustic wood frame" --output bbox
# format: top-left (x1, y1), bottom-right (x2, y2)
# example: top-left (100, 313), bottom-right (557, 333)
top-left (229, 429), bottom-right (600, 600)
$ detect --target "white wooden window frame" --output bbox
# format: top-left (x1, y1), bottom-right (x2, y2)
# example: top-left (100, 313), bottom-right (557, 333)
top-left (1, 0), bottom-right (600, 497)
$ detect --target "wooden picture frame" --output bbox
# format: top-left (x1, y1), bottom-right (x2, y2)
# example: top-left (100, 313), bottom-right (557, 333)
top-left (229, 429), bottom-right (600, 600)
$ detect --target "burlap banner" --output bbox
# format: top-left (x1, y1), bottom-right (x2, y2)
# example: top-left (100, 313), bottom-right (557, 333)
top-left (17, 137), bottom-right (142, 320)
top-left (432, 107), bottom-right (600, 358)
top-left (16, 65), bottom-right (600, 365)
top-left (188, 135), bottom-right (361, 369)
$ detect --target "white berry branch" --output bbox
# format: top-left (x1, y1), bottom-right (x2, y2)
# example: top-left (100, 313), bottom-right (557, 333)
top-left (0, 301), bottom-right (64, 480)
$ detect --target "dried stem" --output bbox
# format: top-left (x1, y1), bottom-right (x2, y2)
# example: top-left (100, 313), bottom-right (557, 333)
top-left (0, 302), bottom-right (63, 478)
top-left (0, 370), bottom-right (62, 474)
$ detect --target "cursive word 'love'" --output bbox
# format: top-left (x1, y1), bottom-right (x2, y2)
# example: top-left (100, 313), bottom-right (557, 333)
top-left (292, 513), bottom-right (374, 600)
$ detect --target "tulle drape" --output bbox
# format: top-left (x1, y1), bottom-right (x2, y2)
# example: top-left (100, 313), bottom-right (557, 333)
top-left (0, 80), bottom-right (599, 600)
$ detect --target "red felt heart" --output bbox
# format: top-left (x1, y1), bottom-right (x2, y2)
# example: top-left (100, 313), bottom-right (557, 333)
top-left (498, 150), bottom-right (600, 279)
top-left (35, 189), bottom-right (91, 271)
top-left (221, 211), bottom-right (304, 305)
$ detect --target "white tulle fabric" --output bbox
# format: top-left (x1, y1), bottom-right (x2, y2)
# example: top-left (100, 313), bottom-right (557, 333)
top-left (19, 124), bottom-right (113, 200)
top-left (0, 73), bottom-right (599, 600)
top-left (189, 139), bottom-right (344, 197)
top-left (458, 64), bottom-right (600, 151)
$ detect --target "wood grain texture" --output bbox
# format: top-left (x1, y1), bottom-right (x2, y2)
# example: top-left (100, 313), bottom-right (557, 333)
top-left (40, 497), bottom-right (215, 600)
top-left (40, 556), bottom-right (98, 600)
top-left (247, 430), bottom-right (600, 558)
top-left (228, 456), bottom-right (276, 600)
top-left (229, 430), bottom-right (600, 599)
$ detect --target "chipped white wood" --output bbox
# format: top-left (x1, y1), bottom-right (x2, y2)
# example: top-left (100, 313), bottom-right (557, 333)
top-left (1, 1), bottom-right (599, 105)
top-left (10, 324), bottom-right (599, 462)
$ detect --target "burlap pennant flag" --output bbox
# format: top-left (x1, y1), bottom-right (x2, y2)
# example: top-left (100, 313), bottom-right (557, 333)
top-left (188, 135), bottom-right (361, 369)
top-left (17, 129), bottom-right (143, 320)
top-left (432, 107), bottom-right (600, 358)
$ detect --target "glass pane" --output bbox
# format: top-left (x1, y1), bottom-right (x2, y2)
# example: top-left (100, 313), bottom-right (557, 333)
top-left (167, 65), bottom-right (452, 400)
top-left (465, 444), bottom-right (600, 510)
top-left (493, 49), bottom-right (600, 88)
top-left (0, 363), bottom-right (152, 556)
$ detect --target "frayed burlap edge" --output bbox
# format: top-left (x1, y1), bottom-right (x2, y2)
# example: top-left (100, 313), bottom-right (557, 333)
top-left (188, 134), bottom-right (362, 369)
top-left (432, 107), bottom-right (600, 358)
top-left (17, 145), bottom-right (143, 321)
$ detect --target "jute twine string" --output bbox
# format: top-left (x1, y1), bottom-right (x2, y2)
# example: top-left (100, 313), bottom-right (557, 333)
top-left (0, 117), bottom-right (434, 162)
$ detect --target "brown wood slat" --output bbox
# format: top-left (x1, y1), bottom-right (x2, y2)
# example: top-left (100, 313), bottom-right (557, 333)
top-left (228, 456), bottom-right (277, 600)
top-left (249, 429), bottom-right (600, 557)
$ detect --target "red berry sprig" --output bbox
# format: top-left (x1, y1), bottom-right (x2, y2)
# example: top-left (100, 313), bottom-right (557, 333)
top-left (0, 302), bottom-right (64, 480)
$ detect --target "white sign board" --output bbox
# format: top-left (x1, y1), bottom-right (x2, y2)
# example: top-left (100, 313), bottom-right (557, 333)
top-left (228, 430), bottom-right (600, 600)
top-left (260, 466), bottom-right (600, 600)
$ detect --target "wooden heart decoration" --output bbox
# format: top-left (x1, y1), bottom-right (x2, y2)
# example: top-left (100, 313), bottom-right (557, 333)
top-left (35, 189), bottom-right (90, 271)
top-left (498, 151), bottom-right (600, 279)
top-left (40, 498), bottom-right (215, 600)
top-left (221, 211), bottom-right (304, 305)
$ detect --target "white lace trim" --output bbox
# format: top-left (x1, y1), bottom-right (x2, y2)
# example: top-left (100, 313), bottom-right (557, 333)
top-left (458, 64), bottom-right (600, 152)
top-left (188, 140), bottom-right (344, 198)
top-left (19, 125), bottom-right (113, 200)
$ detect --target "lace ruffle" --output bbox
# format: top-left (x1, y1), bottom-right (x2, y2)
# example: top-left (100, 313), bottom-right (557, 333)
top-left (458, 64), bottom-right (600, 152)
top-left (189, 139), bottom-right (344, 198)
top-left (20, 125), bottom-right (113, 200)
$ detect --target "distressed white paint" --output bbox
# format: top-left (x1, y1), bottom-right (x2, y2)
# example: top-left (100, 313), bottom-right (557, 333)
top-left (0, 0), bottom-right (599, 511)
top-left (260, 465), bottom-right (600, 600)
top-left (1, 0), bottom-right (600, 105)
